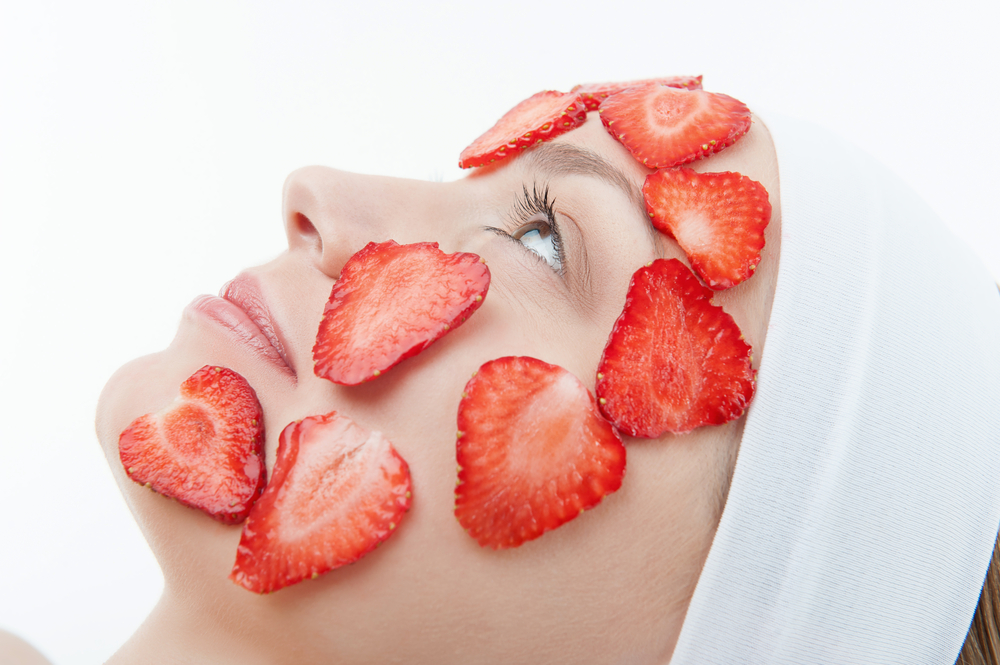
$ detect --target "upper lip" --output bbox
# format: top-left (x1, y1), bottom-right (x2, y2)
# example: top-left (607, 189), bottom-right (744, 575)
top-left (220, 273), bottom-right (296, 375)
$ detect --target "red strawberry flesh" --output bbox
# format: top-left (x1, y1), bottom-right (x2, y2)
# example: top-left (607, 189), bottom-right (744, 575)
top-left (596, 259), bottom-right (755, 437)
top-left (455, 356), bottom-right (625, 549)
top-left (599, 84), bottom-right (751, 168)
top-left (313, 240), bottom-right (491, 385)
top-left (644, 167), bottom-right (771, 289)
top-left (458, 90), bottom-right (587, 168)
top-left (118, 365), bottom-right (266, 524)
top-left (230, 411), bottom-right (412, 594)
top-left (572, 75), bottom-right (704, 111)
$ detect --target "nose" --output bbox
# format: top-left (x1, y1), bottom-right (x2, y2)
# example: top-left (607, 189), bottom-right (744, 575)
top-left (282, 166), bottom-right (450, 278)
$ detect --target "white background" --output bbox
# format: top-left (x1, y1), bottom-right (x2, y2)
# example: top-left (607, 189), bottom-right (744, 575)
top-left (1, 1), bottom-right (997, 662)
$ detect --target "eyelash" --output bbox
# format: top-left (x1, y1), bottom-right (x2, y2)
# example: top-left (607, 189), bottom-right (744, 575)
top-left (488, 183), bottom-right (566, 274)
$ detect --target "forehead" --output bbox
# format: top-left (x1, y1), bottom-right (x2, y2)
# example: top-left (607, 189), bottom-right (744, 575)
top-left (528, 118), bottom-right (650, 190)
top-left (463, 114), bottom-right (651, 204)
top-left (521, 115), bottom-right (654, 210)
top-left (465, 113), bottom-right (665, 262)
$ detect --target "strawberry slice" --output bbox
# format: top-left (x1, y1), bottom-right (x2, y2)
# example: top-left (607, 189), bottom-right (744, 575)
top-left (455, 356), bottom-right (625, 549)
top-left (230, 411), bottom-right (412, 594)
top-left (596, 259), bottom-right (755, 437)
top-left (118, 365), bottom-right (266, 524)
top-left (599, 84), bottom-right (751, 168)
top-left (572, 75), bottom-right (703, 111)
top-left (458, 90), bottom-right (588, 168)
top-left (313, 240), bottom-right (490, 385)
top-left (644, 167), bottom-right (771, 289)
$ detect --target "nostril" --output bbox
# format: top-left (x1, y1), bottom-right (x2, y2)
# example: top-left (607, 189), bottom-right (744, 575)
top-left (294, 212), bottom-right (316, 237)
top-left (293, 212), bottom-right (322, 253)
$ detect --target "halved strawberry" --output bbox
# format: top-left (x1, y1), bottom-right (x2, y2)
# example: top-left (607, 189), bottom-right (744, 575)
top-left (596, 259), bottom-right (755, 437)
top-left (599, 84), bottom-right (751, 168)
top-left (455, 356), bottom-right (625, 549)
top-left (313, 240), bottom-right (491, 385)
top-left (572, 75), bottom-right (703, 111)
top-left (644, 167), bottom-right (771, 289)
top-left (118, 365), bottom-right (266, 524)
top-left (230, 411), bottom-right (412, 594)
top-left (458, 90), bottom-right (588, 168)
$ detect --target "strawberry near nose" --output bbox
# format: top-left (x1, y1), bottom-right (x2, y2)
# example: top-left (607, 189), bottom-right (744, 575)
top-left (312, 240), bottom-right (491, 386)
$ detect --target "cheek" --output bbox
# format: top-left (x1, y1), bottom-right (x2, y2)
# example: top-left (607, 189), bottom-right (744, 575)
top-left (97, 258), bottom-right (732, 662)
top-left (459, 274), bottom-right (612, 388)
top-left (292, 412), bottom-right (730, 664)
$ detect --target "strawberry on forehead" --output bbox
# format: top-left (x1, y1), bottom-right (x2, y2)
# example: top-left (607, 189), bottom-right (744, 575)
top-left (599, 84), bottom-right (751, 169)
top-left (572, 75), bottom-right (704, 111)
top-left (458, 90), bottom-right (587, 169)
top-left (645, 167), bottom-right (771, 290)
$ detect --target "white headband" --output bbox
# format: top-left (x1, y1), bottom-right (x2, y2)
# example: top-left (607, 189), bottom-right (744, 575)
top-left (671, 111), bottom-right (1000, 664)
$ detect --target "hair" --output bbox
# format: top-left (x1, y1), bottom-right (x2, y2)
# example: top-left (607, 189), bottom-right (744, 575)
top-left (958, 534), bottom-right (1000, 664)
top-left (957, 286), bottom-right (1000, 665)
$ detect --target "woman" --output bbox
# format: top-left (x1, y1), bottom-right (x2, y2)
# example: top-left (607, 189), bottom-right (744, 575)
top-left (93, 80), bottom-right (1000, 664)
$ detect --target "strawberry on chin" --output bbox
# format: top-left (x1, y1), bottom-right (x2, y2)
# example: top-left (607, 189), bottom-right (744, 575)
top-left (117, 365), bottom-right (267, 525)
top-left (230, 411), bottom-right (412, 594)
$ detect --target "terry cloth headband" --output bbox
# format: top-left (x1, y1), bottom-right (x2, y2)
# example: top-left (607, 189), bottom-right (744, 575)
top-left (670, 111), bottom-right (1000, 664)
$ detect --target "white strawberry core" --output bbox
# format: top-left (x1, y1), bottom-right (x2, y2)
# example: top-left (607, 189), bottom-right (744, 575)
top-left (649, 90), bottom-right (699, 129)
top-left (277, 419), bottom-right (390, 541)
top-left (513, 371), bottom-right (590, 480)
top-left (674, 210), bottom-right (718, 253)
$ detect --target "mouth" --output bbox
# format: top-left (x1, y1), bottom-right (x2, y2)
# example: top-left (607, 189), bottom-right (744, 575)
top-left (184, 274), bottom-right (296, 378)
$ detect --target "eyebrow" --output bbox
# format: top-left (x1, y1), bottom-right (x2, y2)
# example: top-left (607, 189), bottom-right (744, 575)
top-left (516, 141), bottom-right (663, 313)
top-left (520, 142), bottom-right (649, 222)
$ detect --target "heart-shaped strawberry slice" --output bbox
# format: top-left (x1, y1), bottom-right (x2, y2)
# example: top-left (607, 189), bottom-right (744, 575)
top-left (596, 259), bottom-right (756, 436)
top-left (230, 411), bottom-right (412, 594)
top-left (313, 240), bottom-right (491, 385)
top-left (455, 356), bottom-right (626, 549)
top-left (118, 365), bottom-right (266, 524)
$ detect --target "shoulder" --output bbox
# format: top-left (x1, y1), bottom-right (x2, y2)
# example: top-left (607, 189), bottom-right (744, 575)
top-left (0, 629), bottom-right (52, 665)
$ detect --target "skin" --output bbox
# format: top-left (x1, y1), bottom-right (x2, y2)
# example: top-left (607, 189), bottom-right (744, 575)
top-left (0, 629), bottom-right (53, 665)
top-left (96, 112), bottom-right (781, 665)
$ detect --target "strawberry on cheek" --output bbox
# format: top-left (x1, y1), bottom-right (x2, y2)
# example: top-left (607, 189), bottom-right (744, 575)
top-left (311, 241), bottom-right (491, 386)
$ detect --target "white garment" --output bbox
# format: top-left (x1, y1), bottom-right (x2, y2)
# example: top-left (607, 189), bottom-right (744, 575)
top-left (670, 111), bottom-right (1000, 664)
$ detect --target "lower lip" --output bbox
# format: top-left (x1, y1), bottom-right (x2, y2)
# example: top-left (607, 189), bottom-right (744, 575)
top-left (185, 295), bottom-right (295, 376)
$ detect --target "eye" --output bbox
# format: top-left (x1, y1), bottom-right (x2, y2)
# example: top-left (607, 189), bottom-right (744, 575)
top-left (486, 183), bottom-right (566, 274)
top-left (513, 218), bottom-right (563, 272)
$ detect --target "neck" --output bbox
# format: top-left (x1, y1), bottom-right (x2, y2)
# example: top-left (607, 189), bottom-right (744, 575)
top-left (107, 590), bottom-right (280, 665)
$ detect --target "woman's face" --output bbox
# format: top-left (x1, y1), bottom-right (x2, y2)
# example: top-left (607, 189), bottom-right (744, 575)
top-left (96, 113), bottom-right (780, 664)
